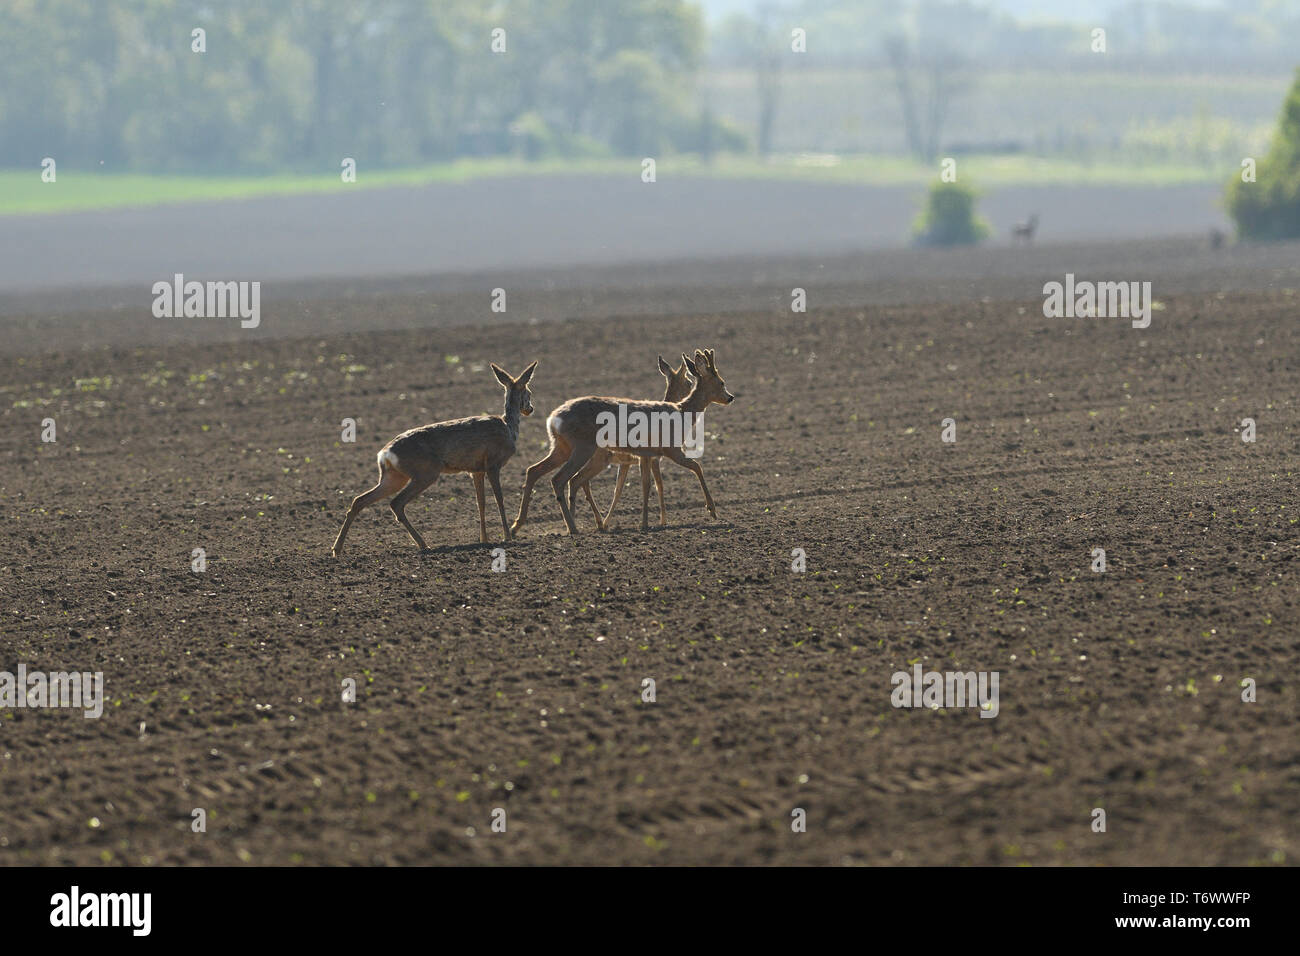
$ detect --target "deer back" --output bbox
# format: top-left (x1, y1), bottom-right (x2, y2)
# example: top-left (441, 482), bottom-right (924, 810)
top-left (387, 415), bottom-right (516, 473)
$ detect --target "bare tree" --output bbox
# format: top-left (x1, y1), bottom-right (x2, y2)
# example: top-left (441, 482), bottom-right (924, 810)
top-left (883, 34), bottom-right (923, 162)
top-left (726, 5), bottom-right (785, 158)
top-left (755, 43), bottom-right (782, 157)
top-left (754, 4), bottom-right (785, 157)
top-left (883, 33), bottom-right (969, 163)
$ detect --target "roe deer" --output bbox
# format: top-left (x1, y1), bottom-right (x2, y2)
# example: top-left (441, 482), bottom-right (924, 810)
top-left (331, 361), bottom-right (537, 556)
top-left (512, 349), bottom-right (732, 536)
top-left (566, 355), bottom-right (694, 530)
top-left (1012, 214), bottom-right (1038, 244)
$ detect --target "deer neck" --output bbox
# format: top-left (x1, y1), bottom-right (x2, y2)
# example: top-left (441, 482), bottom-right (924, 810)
top-left (678, 382), bottom-right (712, 416)
top-left (502, 394), bottom-right (523, 444)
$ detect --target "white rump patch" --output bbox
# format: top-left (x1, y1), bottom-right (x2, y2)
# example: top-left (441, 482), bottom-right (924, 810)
top-left (378, 448), bottom-right (400, 470)
top-left (547, 411), bottom-right (565, 436)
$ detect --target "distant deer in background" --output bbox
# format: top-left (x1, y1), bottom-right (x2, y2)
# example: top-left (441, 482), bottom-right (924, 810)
top-left (1209, 226), bottom-right (1227, 250)
top-left (1012, 214), bottom-right (1039, 244)
top-left (566, 354), bottom-right (705, 530)
top-left (331, 361), bottom-right (537, 555)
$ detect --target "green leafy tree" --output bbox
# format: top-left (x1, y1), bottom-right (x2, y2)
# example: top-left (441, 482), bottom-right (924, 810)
top-left (592, 50), bottom-right (672, 156)
top-left (1227, 67), bottom-right (1300, 240)
top-left (0, 0), bottom-right (705, 172)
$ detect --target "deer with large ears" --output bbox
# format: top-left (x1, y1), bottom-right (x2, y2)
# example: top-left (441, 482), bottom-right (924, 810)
top-left (512, 349), bottom-right (732, 536)
top-left (331, 361), bottom-right (537, 555)
top-left (567, 354), bottom-right (717, 530)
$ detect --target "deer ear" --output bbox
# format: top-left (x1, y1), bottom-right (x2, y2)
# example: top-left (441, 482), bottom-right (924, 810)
top-left (683, 353), bottom-right (699, 377)
top-left (491, 363), bottom-right (512, 387)
top-left (516, 361), bottom-right (537, 386)
top-left (658, 355), bottom-right (672, 377)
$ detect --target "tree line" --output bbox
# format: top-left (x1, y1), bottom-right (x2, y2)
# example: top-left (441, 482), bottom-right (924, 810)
top-left (0, 0), bottom-right (740, 173)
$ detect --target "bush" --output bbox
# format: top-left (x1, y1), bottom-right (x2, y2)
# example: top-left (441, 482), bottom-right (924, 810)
top-left (508, 112), bottom-right (609, 161)
top-left (673, 108), bottom-right (751, 158)
top-left (1227, 68), bottom-right (1300, 240)
top-left (508, 112), bottom-right (556, 161)
top-left (912, 181), bottom-right (990, 247)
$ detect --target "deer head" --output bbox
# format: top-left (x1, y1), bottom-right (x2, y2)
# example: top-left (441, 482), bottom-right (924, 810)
top-left (657, 354), bottom-right (693, 402)
top-left (681, 348), bottom-right (734, 406)
top-left (492, 361), bottom-right (537, 417)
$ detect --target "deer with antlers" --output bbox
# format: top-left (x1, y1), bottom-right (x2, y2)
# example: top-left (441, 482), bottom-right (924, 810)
top-left (566, 354), bottom-right (716, 530)
top-left (513, 349), bottom-right (732, 536)
top-left (331, 361), bottom-right (537, 555)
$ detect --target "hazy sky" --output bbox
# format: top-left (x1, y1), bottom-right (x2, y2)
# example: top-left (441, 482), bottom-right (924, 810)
top-left (698, 0), bottom-right (1228, 25)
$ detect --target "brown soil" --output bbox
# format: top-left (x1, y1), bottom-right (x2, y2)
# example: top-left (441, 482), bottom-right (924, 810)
top-left (0, 266), bottom-right (1296, 865)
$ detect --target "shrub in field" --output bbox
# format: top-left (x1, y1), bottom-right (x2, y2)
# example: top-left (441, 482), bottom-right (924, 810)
top-left (912, 181), bottom-right (990, 246)
top-left (1227, 68), bottom-right (1300, 240)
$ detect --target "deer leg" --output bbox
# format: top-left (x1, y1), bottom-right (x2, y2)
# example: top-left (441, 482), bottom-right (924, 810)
top-left (580, 483), bottom-right (602, 530)
top-left (551, 443), bottom-right (595, 536)
top-left (650, 457), bottom-right (666, 526)
top-left (602, 463), bottom-right (631, 528)
top-left (472, 472), bottom-right (488, 543)
top-left (569, 452), bottom-right (610, 529)
top-left (568, 452), bottom-right (606, 514)
top-left (332, 464), bottom-right (409, 556)
top-left (388, 470), bottom-right (439, 551)
top-left (663, 447), bottom-right (716, 518)
top-left (638, 456), bottom-right (653, 531)
top-left (512, 441), bottom-right (569, 535)
top-left (487, 467), bottom-right (510, 541)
